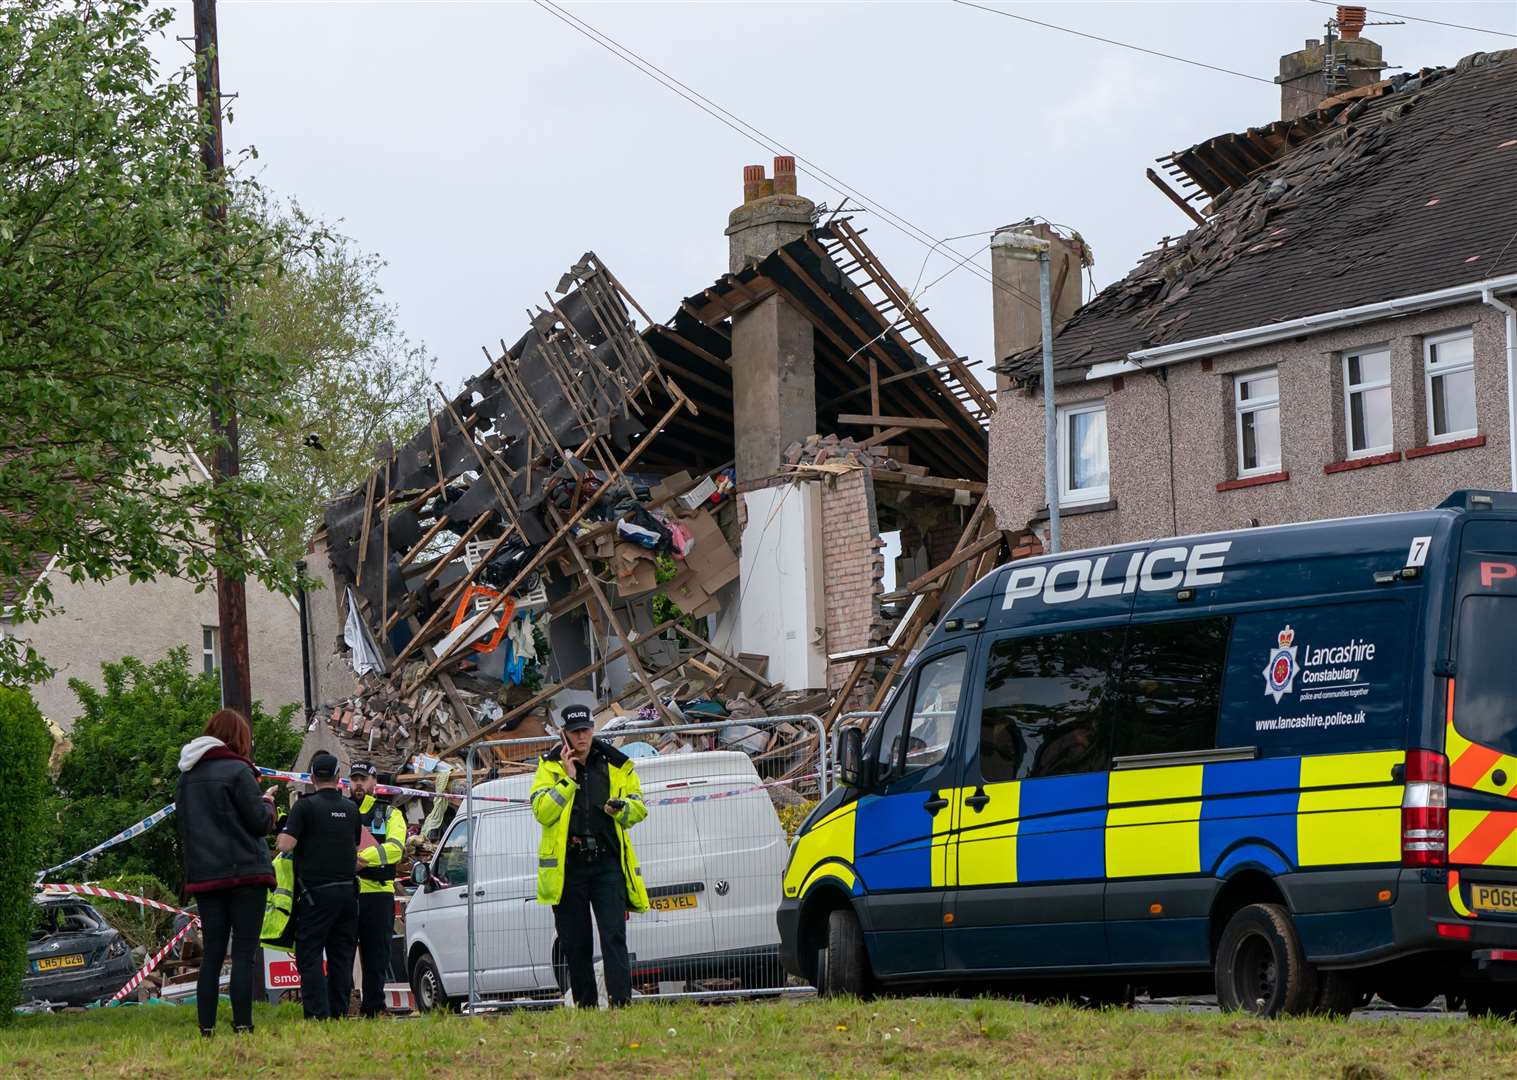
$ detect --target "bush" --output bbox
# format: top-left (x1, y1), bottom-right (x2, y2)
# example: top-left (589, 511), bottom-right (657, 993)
top-left (45, 648), bottom-right (301, 890)
top-left (0, 687), bottom-right (53, 1022)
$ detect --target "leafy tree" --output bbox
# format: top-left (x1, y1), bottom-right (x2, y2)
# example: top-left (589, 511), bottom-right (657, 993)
top-left (0, 0), bottom-right (320, 682)
top-left (234, 197), bottom-right (435, 567)
top-left (44, 648), bottom-right (302, 891)
top-left (0, 687), bottom-right (52, 1021)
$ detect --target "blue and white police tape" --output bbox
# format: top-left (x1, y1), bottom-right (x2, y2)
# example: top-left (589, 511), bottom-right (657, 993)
top-left (36, 802), bottom-right (177, 882)
top-left (256, 766), bottom-right (529, 804)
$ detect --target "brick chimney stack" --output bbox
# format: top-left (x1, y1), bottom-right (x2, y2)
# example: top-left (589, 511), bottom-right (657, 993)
top-left (725, 159), bottom-right (818, 480)
top-left (1276, 5), bottom-right (1385, 121)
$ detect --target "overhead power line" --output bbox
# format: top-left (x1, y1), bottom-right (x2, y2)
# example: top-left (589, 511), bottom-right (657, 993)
top-left (530, 0), bottom-right (1047, 316)
top-left (949, 0), bottom-right (1278, 85)
top-left (1305, 0), bottom-right (1516, 39)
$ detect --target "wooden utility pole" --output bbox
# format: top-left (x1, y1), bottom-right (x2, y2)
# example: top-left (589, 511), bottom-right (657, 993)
top-left (195, 0), bottom-right (252, 716)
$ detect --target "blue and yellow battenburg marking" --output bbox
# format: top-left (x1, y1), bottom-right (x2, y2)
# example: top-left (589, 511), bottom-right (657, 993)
top-left (786, 751), bottom-right (1406, 901)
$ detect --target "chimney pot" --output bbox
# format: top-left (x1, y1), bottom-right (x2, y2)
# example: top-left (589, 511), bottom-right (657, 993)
top-left (743, 164), bottom-right (767, 204)
top-left (772, 155), bottom-right (797, 196)
top-left (1337, 5), bottom-right (1366, 40)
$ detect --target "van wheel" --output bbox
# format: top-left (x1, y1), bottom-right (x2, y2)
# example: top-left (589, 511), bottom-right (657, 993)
top-left (410, 951), bottom-right (457, 1013)
top-left (1215, 903), bottom-right (1315, 1017)
top-left (1465, 987), bottom-right (1517, 1019)
top-left (819, 907), bottom-right (872, 999)
top-left (1313, 971), bottom-right (1358, 1017)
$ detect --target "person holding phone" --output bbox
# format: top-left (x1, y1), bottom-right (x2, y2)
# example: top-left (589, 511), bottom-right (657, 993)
top-left (530, 704), bottom-right (649, 1007)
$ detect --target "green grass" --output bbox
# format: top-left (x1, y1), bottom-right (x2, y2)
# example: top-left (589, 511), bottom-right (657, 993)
top-left (5, 996), bottom-right (1517, 1078)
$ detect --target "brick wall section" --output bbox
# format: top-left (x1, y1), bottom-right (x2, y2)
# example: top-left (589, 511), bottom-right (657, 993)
top-left (820, 469), bottom-right (884, 711)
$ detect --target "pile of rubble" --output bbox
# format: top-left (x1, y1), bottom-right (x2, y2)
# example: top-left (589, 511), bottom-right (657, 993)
top-left (782, 432), bottom-right (906, 472)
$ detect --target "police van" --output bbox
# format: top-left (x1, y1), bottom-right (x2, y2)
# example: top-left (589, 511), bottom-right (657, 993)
top-left (779, 491), bottom-right (1517, 1017)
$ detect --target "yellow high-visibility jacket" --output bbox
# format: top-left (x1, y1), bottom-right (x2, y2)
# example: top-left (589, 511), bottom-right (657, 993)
top-left (356, 793), bottom-right (407, 895)
top-left (260, 853), bottom-right (296, 952)
top-left (530, 741), bottom-right (649, 911)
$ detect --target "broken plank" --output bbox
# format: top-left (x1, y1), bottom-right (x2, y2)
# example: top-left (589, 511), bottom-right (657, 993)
top-left (836, 413), bottom-right (950, 431)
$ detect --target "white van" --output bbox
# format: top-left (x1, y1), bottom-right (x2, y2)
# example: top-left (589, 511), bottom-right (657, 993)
top-left (405, 750), bottom-right (790, 1009)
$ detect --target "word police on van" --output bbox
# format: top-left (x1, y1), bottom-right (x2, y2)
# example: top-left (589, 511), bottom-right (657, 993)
top-left (1002, 542), bottom-right (1231, 608)
top-left (780, 492), bottom-right (1517, 1018)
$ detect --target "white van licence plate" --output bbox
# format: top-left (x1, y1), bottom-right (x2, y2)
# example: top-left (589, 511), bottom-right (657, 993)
top-left (651, 893), bottom-right (698, 912)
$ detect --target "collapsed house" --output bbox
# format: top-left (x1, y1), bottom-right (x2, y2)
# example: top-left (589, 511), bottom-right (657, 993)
top-left (301, 158), bottom-right (1026, 806)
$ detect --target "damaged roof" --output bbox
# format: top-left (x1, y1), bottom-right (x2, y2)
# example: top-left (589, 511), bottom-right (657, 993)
top-left (642, 219), bottom-right (991, 482)
top-left (1001, 48), bottom-right (1517, 384)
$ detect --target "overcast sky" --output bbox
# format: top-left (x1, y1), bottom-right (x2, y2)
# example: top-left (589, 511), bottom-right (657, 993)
top-left (154, 1), bottom-right (1515, 390)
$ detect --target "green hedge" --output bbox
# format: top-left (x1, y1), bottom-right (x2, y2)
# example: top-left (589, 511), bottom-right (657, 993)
top-left (0, 688), bottom-right (52, 1020)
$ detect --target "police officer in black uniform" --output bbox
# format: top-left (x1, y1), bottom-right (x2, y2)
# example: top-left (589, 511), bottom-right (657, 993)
top-left (276, 752), bottom-right (360, 1020)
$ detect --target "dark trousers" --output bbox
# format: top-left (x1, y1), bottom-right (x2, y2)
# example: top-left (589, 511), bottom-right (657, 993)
top-left (553, 856), bottom-right (631, 1007)
top-left (356, 891), bottom-right (394, 1017)
top-left (195, 885), bottom-right (265, 1033)
top-left (293, 881), bottom-right (358, 1020)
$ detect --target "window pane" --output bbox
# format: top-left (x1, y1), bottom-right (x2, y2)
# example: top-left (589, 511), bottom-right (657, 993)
top-left (977, 629), bottom-right (1123, 781)
top-left (1350, 385), bottom-right (1392, 452)
top-left (1430, 333), bottom-right (1473, 369)
top-left (905, 653), bottom-right (966, 771)
top-left (1112, 618), bottom-right (1231, 759)
top-left (435, 819), bottom-right (470, 885)
top-left (1067, 409), bottom-right (1108, 492)
top-left (871, 687), bottom-right (910, 777)
top-left (1239, 373), bottom-right (1278, 402)
top-left (1348, 350), bottom-right (1390, 387)
top-left (1454, 597), bottom-right (1517, 757)
top-left (1241, 405), bottom-right (1280, 472)
top-left (1432, 368), bottom-right (1477, 436)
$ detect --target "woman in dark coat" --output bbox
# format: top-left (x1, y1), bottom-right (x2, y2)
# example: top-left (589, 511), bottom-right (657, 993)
top-left (175, 708), bottom-right (277, 1035)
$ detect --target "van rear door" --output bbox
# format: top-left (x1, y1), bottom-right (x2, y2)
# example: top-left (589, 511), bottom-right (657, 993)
top-left (1447, 521), bottom-right (1517, 896)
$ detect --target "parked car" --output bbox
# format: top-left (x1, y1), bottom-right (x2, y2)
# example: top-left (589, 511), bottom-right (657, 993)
top-left (405, 749), bottom-right (788, 1009)
top-left (23, 898), bottom-right (136, 1006)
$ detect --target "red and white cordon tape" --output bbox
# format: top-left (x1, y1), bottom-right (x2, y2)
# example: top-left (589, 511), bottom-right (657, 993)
top-left (38, 882), bottom-right (196, 919)
top-left (108, 916), bottom-right (200, 1005)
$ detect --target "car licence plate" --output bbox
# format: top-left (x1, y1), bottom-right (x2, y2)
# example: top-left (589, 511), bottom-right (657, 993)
top-left (34, 953), bottom-right (86, 973)
top-left (1471, 883), bottom-right (1517, 914)
top-left (651, 893), bottom-right (698, 912)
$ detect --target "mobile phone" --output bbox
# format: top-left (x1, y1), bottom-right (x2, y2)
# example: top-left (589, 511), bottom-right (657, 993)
top-left (606, 798), bottom-right (626, 812)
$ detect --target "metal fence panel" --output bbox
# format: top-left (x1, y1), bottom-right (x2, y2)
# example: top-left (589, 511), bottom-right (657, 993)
top-left (416, 715), bottom-right (829, 1011)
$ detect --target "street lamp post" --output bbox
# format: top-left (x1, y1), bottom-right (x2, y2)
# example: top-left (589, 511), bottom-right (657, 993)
top-left (992, 229), bottom-right (1060, 554)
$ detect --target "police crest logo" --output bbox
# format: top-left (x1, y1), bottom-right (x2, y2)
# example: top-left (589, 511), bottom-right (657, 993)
top-left (1262, 625), bottom-right (1299, 703)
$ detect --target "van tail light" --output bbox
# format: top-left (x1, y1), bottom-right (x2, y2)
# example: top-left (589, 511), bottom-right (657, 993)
top-left (1403, 750), bottom-right (1449, 867)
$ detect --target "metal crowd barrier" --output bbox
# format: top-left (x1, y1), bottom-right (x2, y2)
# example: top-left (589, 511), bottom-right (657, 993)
top-left (450, 714), bottom-right (830, 1011)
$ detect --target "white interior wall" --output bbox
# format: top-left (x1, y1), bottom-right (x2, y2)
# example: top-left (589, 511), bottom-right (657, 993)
top-left (737, 482), bottom-right (827, 690)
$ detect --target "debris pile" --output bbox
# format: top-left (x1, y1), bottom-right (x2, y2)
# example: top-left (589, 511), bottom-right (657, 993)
top-left (782, 433), bottom-right (907, 472)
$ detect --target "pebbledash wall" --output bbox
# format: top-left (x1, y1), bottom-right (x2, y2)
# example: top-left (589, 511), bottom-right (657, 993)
top-left (990, 300), bottom-right (1511, 548)
top-left (23, 562), bottom-right (308, 730)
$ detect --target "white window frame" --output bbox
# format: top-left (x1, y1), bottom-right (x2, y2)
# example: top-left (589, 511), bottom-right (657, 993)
top-left (1424, 329), bottom-right (1477, 444)
top-left (1233, 368), bottom-right (1282, 478)
top-left (1056, 400), bottom-right (1109, 508)
top-left (202, 625), bottom-right (220, 675)
top-left (1342, 345), bottom-right (1393, 459)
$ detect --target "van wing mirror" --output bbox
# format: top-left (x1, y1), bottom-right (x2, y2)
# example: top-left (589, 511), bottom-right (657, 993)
top-left (411, 861), bottom-right (431, 890)
top-left (837, 727), bottom-right (867, 789)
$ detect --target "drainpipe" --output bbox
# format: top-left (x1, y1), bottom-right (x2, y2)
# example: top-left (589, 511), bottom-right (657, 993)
top-left (1482, 289), bottom-right (1517, 492)
top-left (294, 560), bottom-right (315, 725)
top-left (1039, 251), bottom-right (1061, 554)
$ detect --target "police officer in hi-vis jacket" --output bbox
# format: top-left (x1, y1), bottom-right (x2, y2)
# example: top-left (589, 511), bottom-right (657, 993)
top-left (530, 705), bottom-right (649, 1007)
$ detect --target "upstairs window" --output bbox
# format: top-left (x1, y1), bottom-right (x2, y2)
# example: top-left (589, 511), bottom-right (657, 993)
top-left (1425, 330), bottom-right (1476, 442)
top-left (202, 626), bottom-right (220, 675)
top-left (1343, 347), bottom-right (1393, 457)
top-left (1057, 401), bottom-right (1109, 507)
top-left (1234, 370), bottom-right (1281, 477)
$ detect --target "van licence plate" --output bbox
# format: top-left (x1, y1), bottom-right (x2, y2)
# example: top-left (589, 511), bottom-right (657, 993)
top-left (1471, 884), bottom-right (1517, 914)
top-left (34, 953), bottom-right (85, 973)
top-left (651, 893), bottom-right (698, 912)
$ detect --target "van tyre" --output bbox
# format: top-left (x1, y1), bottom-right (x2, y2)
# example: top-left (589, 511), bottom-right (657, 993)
top-left (1465, 986), bottom-right (1517, 1020)
top-left (1313, 970), bottom-right (1358, 1018)
top-left (410, 950), bottom-right (457, 1013)
top-left (1215, 903), bottom-right (1316, 1017)
top-left (819, 907), bottom-right (872, 998)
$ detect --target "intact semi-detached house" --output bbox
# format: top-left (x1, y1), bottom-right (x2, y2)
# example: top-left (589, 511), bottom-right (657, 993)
top-left (989, 47), bottom-right (1517, 549)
